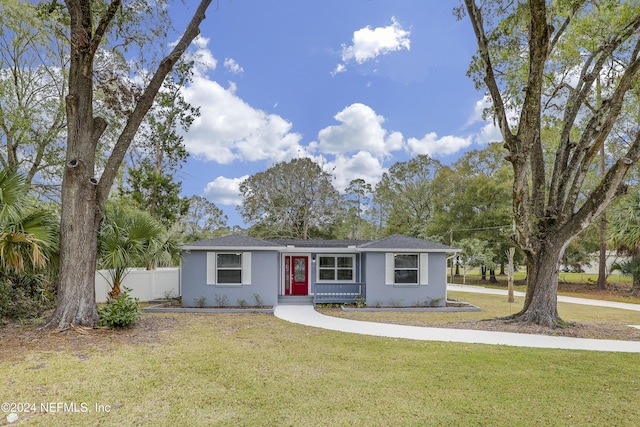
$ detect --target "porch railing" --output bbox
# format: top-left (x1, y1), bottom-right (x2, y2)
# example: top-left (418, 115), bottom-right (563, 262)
top-left (313, 283), bottom-right (365, 304)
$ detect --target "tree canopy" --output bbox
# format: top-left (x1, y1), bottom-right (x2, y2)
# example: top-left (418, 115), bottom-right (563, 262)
top-left (374, 155), bottom-right (441, 238)
top-left (239, 158), bottom-right (342, 239)
top-left (462, 0), bottom-right (640, 326)
top-left (181, 195), bottom-right (228, 242)
top-left (0, 0), bottom-right (68, 194)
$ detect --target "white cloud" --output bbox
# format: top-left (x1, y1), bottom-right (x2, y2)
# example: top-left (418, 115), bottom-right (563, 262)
top-left (179, 37), bottom-right (309, 165)
top-left (316, 103), bottom-right (404, 158)
top-left (204, 175), bottom-right (249, 206)
top-left (466, 95), bottom-right (506, 144)
top-left (407, 132), bottom-right (472, 157)
top-left (475, 122), bottom-right (503, 145)
top-left (385, 131), bottom-right (404, 151)
top-left (468, 96), bottom-right (492, 125)
top-left (182, 76), bottom-right (307, 164)
top-left (331, 63), bottom-right (347, 76)
top-left (324, 151), bottom-right (385, 191)
top-left (179, 35), bottom-right (502, 198)
top-left (223, 58), bottom-right (244, 74)
top-left (183, 36), bottom-right (217, 75)
top-left (333, 16), bottom-right (410, 75)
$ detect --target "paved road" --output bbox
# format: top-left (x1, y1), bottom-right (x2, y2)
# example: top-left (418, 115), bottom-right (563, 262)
top-left (273, 284), bottom-right (640, 353)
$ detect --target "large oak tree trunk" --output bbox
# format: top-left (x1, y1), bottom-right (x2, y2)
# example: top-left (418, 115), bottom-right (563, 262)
top-left (45, 0), bottom-right (213, 329)
top-left (50, 180), bottom-right (102, 327)
top-left (46, 18), bottom-right (105, 327)
top-left (506, 241), bottom-right (567, 327)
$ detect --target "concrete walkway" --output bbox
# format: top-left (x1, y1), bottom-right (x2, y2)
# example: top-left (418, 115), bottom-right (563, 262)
top-left (273, 284), bottom-right (640, 353)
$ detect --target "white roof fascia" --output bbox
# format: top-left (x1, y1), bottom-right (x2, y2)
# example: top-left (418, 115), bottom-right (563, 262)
top-left (356, 248), bottom-right (462, 253)
top-left (181, 245), bottom-right (286, 251)
top-left (279, 247), bottom-right (360, 253)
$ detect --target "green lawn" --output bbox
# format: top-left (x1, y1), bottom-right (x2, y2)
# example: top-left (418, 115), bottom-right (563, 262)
top-left (449, 269), bottom-right (639, 305)
top-left (320, 291), bottom-right (640, 328)
top-left (450, 268), bottom-right (632, 285)
top-left (1, 311), bottom-right (640, 426)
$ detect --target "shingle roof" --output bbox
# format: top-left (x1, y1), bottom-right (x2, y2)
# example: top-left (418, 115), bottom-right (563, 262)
top-left (357, 234), bottom-right (457, 251)
top-left (184, 234), bottom-right (281, 248)
top-left (183, 234), bottom-right (458, 252)
top-left (267, 239), bottom-right (370, 248)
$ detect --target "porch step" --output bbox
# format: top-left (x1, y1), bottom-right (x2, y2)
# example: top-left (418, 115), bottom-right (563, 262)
top-left (278, 295), bottom-right (314, 305)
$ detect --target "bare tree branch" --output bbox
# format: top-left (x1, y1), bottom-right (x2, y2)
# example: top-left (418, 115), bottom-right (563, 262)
top-left (549, 14), bottom-right (640, 214)
top-left (562, 131), bottom-right (640, 243)
top-left (562, 54), bottom-right (640, 217)
top-left (89, 1), bottom-right (122, 59)
top-left (464, 0), bottom-right (515, 146)
top-left (98, 0), bottom-right (213, 206)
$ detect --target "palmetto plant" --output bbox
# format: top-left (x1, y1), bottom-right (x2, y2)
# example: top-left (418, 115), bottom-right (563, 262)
top-left (608, 187), bottom-right (640, 293)
top-left (98, 201), bottom-right (181, 299)
top-left (610, 259), bottom-right (640, 291)
top-left (0, 170), bottom-right (58, 274)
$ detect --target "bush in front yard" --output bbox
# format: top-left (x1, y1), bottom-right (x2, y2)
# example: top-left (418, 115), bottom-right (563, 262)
top-left (0, 274), bottom-right (56, 323)
top-left (98, 290), bottom-right (141, 328)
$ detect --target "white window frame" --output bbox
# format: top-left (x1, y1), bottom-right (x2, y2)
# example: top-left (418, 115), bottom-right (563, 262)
top-left (316, 254), bottom-right (356, 283)
top-left (385, 253), bottom-right (428, 286)
top-left (206, 252), bottom-right (252, 286)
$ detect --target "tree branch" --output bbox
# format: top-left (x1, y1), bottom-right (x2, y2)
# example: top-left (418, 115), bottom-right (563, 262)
top-left (562, 53), bottom-right (640, 216)
top-left (547, 0), bottom-right (585, 54)
top-left (97, 0), bottom-right (213, 207)
top-left (464, 0), bottom-right (515, 147)
top-left (89, 1), bottom-right (122, 59)
top-left (464, 0), bottom-right (534, 252)
top-left (549, 14), bottom-right (640, 214)
top-left (517, 0), bottom-right (549, 220)
top-left (561, 131), bottom-right (640, 243)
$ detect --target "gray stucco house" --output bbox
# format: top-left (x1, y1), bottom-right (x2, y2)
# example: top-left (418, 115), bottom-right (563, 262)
top-left (180, 234), bottom-right (459, 307)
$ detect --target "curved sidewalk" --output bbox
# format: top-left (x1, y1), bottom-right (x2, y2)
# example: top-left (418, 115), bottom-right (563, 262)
top-left (273, 285), bottom-right (640, 353)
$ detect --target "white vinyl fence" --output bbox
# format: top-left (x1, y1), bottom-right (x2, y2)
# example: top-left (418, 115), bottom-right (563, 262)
top-left (95, 268), bottom-right (180, 303)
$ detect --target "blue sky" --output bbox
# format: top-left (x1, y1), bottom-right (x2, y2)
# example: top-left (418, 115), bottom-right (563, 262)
top-left (169, 1), bottom-right (500, 227)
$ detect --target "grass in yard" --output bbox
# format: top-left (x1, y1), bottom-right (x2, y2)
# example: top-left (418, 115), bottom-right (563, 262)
top-left (1, 313), bottom-right (640, 426)
top-left (451, 268), bottom-right (632, 285)
top-left (318, 291), bottom-right (640, 340)
top-left (451, 270), bottom-right (638, 304)
top-left (333, 291), bottom-right (640, 324)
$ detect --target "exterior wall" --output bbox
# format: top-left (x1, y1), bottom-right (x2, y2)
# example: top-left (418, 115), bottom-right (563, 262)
top-left (363, 252), bottom-right (447, 307)
top-left (181, 250), bottom-right (279, 307)
top-left (96, 268), bottom-right (179, 303)
top-left (309, 253), bottom-right (362, 294)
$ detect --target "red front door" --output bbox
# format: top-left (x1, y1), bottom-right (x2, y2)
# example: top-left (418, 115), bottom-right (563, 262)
top-left (285, 256), bottom-right (308, 295)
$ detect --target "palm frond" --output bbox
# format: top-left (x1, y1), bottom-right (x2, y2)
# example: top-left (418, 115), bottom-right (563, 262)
top-left (98, 200), bottom-right (184, 291)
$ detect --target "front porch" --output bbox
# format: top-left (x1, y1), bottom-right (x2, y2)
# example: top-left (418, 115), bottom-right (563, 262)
top-left (278, 283), bottom-right (366, 305)
top-left (313, 282), bottom-right (366, 304)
